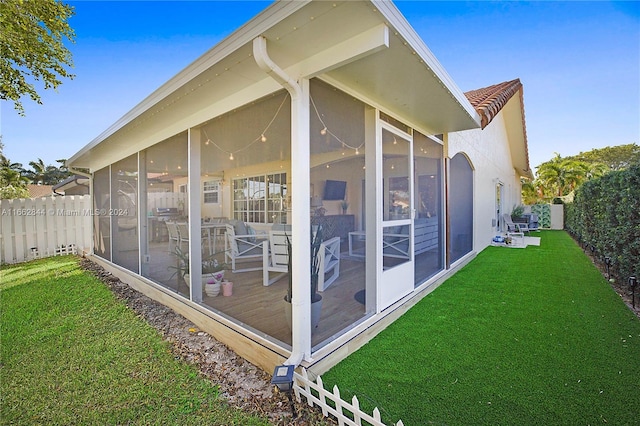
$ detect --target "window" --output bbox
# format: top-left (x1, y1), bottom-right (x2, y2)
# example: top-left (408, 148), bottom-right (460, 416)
top-left (233, 172), bottom-right (287, 224)
top-left (203, 180), bottom-right (220, 204)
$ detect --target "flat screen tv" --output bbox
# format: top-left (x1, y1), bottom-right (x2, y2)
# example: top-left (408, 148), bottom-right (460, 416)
top-left (323, 180), bottom-right (346, 200)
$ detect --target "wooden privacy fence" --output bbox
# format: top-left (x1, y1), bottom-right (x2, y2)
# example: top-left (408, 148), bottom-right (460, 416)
top-left (294, 368), bottom-right (404, 426)
top-left (0, 196), bottom-right (92, 264)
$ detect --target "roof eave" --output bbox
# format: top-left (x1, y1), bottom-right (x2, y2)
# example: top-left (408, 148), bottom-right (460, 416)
top-left (373, 0), bottom-right (481, 129)
top-left (68, 0), bottom-right (309, 167)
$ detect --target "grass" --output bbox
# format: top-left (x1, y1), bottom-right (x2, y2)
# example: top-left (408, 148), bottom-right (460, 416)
top-left (0, 256), bottom-right (269, 425)
top-left (321, 231), bottom-right (640, 425)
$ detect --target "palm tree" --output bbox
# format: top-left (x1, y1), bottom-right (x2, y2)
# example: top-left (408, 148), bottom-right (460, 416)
top-left (521, 179), bottom-right (538, 205)
top-left (23, 158), bottom-right (71, 185)
top-left (536, 154), bottom-right (590, 198)
top-left (0, 142), bottom-right (23, 173)
top-left (26, 158), bottom-right (47, 184)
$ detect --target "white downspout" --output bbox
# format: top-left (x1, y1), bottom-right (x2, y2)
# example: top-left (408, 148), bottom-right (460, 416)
top-left (253, 36), bottom-right (311, 367)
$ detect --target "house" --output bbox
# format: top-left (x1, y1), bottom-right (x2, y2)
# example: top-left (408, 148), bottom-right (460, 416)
top-left (26, 184), bottom-right (53, 198)
top-left (67, 0), bottom-right (532, 375)
top-left (52, 174), bottom-right (90, 196)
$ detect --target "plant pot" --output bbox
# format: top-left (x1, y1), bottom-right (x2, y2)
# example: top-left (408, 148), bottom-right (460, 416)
top-left (204, 280), bottom-right (221, 297)
top-left (183, 273), bottom-right (191, 288)
top-left (206, 270), bottom-right (224, 282)
top-left (311, 294), bottom-right (323, 329)
top-left (284, 294), bottom-right (323, 331)
top-left (222, 281), bottom-right (233, 296)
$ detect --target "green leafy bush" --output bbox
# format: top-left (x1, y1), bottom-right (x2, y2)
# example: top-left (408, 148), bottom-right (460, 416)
top-left (565, 165), bottom-right (640, 281)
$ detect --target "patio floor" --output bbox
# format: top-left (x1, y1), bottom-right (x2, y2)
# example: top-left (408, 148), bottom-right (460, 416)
top-left (144, 240), bottom-right (368, 348)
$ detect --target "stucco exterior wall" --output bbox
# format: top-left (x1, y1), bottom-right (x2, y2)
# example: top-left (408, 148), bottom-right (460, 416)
top-left (448, 108), bottom-right (522, 253)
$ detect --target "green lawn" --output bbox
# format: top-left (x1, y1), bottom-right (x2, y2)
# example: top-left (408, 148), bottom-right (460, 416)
top-left (321, 231), bottom-right (640, 425)
top-left (0, 256), bottom-right (269, 425)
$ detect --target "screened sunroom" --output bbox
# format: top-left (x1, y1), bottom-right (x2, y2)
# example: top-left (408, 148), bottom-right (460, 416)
top-left (70, 0), bottom-right (486, 372)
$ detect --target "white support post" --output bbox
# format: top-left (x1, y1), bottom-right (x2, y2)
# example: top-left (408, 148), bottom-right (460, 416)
top-left (291, 78), bottom-right (312, 361)
top-left (254, 35), bottom-right (312, 363)
top-left (188, 128), bottom-right (203, 303)
top-left (138, 151), bottom-right (148, 276)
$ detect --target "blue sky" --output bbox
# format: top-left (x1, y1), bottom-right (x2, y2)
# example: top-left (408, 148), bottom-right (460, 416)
top-left (1, 1), bottom-right (638, 174)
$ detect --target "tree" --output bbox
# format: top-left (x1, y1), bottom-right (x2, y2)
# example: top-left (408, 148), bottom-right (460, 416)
top-left (0, 140), bottom-right (24, 173)
top-left (570, 143), bottom-right (640, 171)
top-left (0, 140), bottom-right (29, 198)
top-left (535, 154), bottom-right (590, 198)
top-left (25, 158), bottom-right (47, 184)
top-left (0, 167), bottom-right (29, 199)
top-left (0, 0), bottom-right (76, 115)
top-left (23, 157), bottom-right (72, 185)
top-left (521, 178), bottom-right (538, 205)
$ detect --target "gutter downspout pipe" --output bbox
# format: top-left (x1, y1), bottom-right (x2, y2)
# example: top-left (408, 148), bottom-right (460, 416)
top-left (253, 36), bottom-right (311, 367)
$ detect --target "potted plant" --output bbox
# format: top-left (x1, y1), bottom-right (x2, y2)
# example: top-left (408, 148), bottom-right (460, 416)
top-left (339, 200), bottom-right (349, 214)
top-left (284, 225), bottom-right (324, 329)
top-left (511, 204), bottom-right (525, 221)
top-left (169, 245), bottom-right (228, 294)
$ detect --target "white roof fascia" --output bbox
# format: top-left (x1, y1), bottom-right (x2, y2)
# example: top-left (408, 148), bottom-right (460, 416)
top-left (372, 0), bottom-right (481, 127)
top-left (68, 0), bottom-right (309, 167)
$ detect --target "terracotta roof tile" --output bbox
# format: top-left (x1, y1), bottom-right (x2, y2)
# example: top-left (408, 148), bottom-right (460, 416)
top-left (465, 79), bottom-right (532, 178)
top-left (464, 79), bottom-right (522, 129)
top-left (27, 185), bottom-right (53, 198)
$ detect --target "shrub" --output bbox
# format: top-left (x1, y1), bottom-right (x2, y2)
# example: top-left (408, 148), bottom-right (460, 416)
top-left (565, 165), bottom-right (640, 281)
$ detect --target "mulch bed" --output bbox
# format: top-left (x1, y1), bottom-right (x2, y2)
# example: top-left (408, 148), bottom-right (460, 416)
top-left (578, 246), bottom-right (640, 319)
top-left (79, 257), bottom-right (335, 426)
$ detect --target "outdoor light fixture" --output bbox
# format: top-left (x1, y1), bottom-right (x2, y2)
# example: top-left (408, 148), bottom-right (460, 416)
top-left (629, 276), bottom-right (637, 309)
top-left (604, 256), bottom-right (612, 279)
top-left (271, 364), bottom-right (294, 393)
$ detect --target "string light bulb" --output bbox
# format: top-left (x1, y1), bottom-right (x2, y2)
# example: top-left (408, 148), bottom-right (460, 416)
top-left (229, 153), bottom-right (234, 160)
top-left (261, 134), bottom-right (267, 142)
top-left (320, 127), bottom-right (327, 136)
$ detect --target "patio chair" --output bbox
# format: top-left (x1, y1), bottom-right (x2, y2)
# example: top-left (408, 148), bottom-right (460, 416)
top-left (503, 213), bottom-right (529, 235)
top-left (224, 220), bottom-right (266, 272)
top-left (176, 222), bottom-right (190, 250)
top-left (262, 230), bottom-right (341, 289)
top-left (262, 229), bottom-right (290, 286)
top-left (528, 214), bottom-right (540, 231)
top-left (317, 236), bottom-right (340, 291)
top-left (166, 221), bottom-right (180, 253)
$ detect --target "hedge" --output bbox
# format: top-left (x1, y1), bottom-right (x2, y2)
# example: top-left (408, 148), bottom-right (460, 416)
top-left (565, 165), bottom-right (640, 283)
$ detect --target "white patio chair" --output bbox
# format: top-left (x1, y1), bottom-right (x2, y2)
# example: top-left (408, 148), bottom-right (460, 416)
top-left (176, 222), bottom-right (190, 250)
top-left (165, 221), bottom-right (180, 253)
top-left (317, 236), bottom-right (340, 291)
top-left (262, 230), bottom-right (341, 290)
top-left (224, 221), bottom-right (266, 272)
top-left (262, 229), bottom-right (290, 286)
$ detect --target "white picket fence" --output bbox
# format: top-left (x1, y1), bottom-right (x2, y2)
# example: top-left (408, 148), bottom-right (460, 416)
top-left (294, 368), bottom-right (404, 426)
top-left (0, 195), bottom-right (92, 264)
